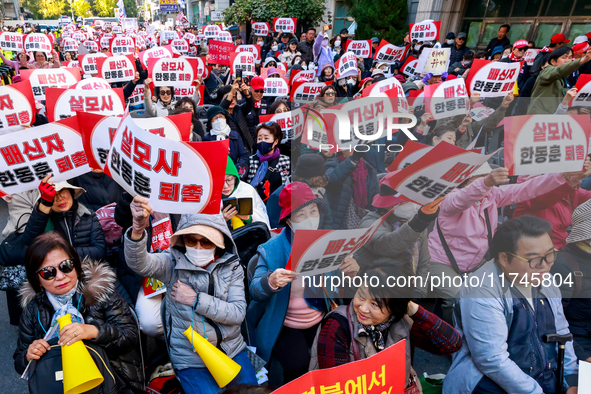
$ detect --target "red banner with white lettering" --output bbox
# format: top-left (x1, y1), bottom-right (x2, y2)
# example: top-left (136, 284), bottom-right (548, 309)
top-left (465, 59), bottom-right (522, 97)
top-left (208, 40), bottom-right (235, 66)
top-left (409, 20), bottom-right (441, 42)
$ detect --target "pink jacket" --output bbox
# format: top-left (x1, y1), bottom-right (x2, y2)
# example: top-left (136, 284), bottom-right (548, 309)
top-left (428, 173), bottom-right (567, 272)
top-left (514, 180), bottom-right (591, 249)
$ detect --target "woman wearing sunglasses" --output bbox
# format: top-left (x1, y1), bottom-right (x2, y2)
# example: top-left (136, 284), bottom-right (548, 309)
top-left (14, 231), bottom-right (143, 392)
top-left (124, 198), bottom-right (257, 394)
top-left (142, 77), bottom-right (202, 117)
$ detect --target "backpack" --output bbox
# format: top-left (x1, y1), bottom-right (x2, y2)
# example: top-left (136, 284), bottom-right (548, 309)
top-left (27, 337), bottom-right (120, 394)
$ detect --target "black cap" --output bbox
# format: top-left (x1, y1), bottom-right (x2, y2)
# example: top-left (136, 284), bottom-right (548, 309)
top-left (281, 32), bottom-right (291, 38)
top-left (340, 28), bottom-right (349, 35)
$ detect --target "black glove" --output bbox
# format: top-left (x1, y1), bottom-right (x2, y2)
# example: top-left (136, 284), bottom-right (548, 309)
top-left (351, 149), bottom-right (365, 163)
top-left (408, 198), bottom-right (443, 233)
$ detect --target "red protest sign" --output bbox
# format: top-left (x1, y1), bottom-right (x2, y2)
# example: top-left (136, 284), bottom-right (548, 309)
top-left (401, 56), bottom-right (418, 78)
top-left (0, 80), bottom-right (36, 131)
top-left (96, 54), bottom-right (137, 83)
top-left (79, 53), bottom-right (109, 75)
top-left (0, 32), bottom-right (24, 52)
top-left (388, 140), bottom-right (432, 171)
top-left (362, 77), bottom-right (405, 98)
top-left (344, 40), bottom-right (372, 58)
top-left (104, 114), bottom-right (229, 214)
top-left (171, 38), bottom-right (189, 54)
top-left (20, 68), bottom-right (81, 100)
top-left (148, 57), bottom-right (202, 87)
top-left (299, 106), bottom-right (333, 151)
top-left (202, 25), bottom-right (222, 40)
top-left (272, 338), bottom-right (406, 394)
top-left (252, 22), bottom-right (269, 36)
top-left (335, 51), bottom-right (359, 80)
top-left (465, 59), bottom-right (522, 97)
top-left (230, 52), bottom-right (256, 76)
top-left (272, 18), bottom-right (297, 33)
top-left (235, 44), bottom-right (261, 61)
top-left (259, 108), bottom-right (304, 143)
top-left (139, 45), bottom-right (173, 69)
top-left (77, 111), bottom-right (192, 170)
top-left (572, 74), bottom-right (591, 106)
top-left (504, 114), bottom-right (591, 176)
top-left (45, 87), bottom-right (126, 122)
top-left (208, 40), bottom-right (235, 66)
top-left (381, 142), bottom-right (493, 205)
top-left (110, 36), bottom-right (135, 55)
top-left (424, 78), bottom-right (469, 120)
top-left (0, 116), bottom-right (90, 197)
top-left (290, 81), bottom-right (331, 105)
top-left (409, 20), bottom-right (441, 41)
top-left (374, 39), bottom-right (407, 63)
top-left (24, 33), bottom-right (52, 53)
top-left (290, 69), bottom-right (316, 85)
top-left (128, 84), bottom-right (144, 106)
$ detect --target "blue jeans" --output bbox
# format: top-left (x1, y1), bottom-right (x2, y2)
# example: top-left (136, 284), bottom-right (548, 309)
top-left (176, 349), bottom-right (258, 394)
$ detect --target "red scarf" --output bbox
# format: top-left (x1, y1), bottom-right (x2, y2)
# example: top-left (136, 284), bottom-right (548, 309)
top-left (540, 46), bottom-right (551, 53)
top-left (508, 52), bottom-right (522, 62)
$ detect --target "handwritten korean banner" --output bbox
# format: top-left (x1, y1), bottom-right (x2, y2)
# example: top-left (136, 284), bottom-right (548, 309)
top-left (416, 48), bottom-right (450, 75)
top-left (208, 40), bottom-right (235, 66)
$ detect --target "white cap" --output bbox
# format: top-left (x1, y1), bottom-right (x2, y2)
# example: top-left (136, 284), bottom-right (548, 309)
top-left (574, 35), bottom-right (589, 45)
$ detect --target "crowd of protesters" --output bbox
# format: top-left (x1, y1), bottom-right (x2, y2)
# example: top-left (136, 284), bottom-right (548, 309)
top-left (0, 17), bottom-right (590, 394)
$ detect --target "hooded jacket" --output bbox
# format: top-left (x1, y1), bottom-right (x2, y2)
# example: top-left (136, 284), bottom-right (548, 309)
top-left (14, 260), bottom-right (143, 391)
top-left (124, 213), bottom-right (247, 370)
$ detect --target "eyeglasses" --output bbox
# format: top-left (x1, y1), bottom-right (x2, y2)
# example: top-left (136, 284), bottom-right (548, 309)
top-left (254, 89), bottom-right (264, 93)
top-left (224, 177), bottom-right (235, 185)
top-left (160, 90), bottom-right (172, 96)
top-left (506, 248), bottom-right (558, 269)
top-left (37, 259), bottom-right (75, 281)
top-left (184, 235), bottom-right (216, 249)
top-left (324, 91), bottom-right (336, 96)
top-left (259, 121), bottom-right (276, 127)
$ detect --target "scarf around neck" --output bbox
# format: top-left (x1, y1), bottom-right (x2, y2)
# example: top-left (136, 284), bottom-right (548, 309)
top-left (46, 280), bottom-right (84, 339)
top-left (358, 313), bottom-right (396, 351)
top-left (251, 149), bottom-right (281, 187)
top-left (210, 124), bottom-right (232, 141)
top-left (340, 156), bottom-right (368, 209)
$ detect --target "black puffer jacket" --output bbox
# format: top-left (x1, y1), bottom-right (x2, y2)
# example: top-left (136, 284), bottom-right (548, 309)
top-left (220, 95), bottom-right (256, 151)
top-left (69, 172), bottom-right (124, 212)
top-left (324, 156), bottom-right (379, 229)
top-left (14, 260), bottom-right (143, 391)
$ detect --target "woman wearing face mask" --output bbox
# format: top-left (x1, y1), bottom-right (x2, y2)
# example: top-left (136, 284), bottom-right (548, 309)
top-left (427, 125), bottom-right (457, 146)
top-left (125, 200), bottom-right (257, 394)
top-left (313, 25), bottom-right (336, 77)
top-left (331, 35), bottom-right (344, 61)
top-left (245, 122), bottom-right (291, 202)
top-left (248, 182), bottom-right (360, 385)
top-left (279, 38), bottom-right (301, 64)
top-left (204, 106), bottom-right (249, 174)
top-left (19, 49), bottom-right (61, 69)
top-left (266, 40), bottom-right (282, 60)
top-left (222, 157), bottom-right (270, 230)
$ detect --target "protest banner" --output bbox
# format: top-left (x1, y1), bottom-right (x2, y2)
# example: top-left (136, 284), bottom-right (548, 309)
top-left (252, 22), bottom-right (269, 36)
top-left (523, 48), bottom-right (541, 66)
top-left (362, 76), bottom-right (404, 98)
top-left (230, 52), bottom-right (256, 77)
top-left (24, 33), bottom-right (52, 53)
top-left (139, 45), bottom-right (173, 69)
top-left (290, 69), bottom-right (316, 84)
top-left (344, 40), bottom-right (372, 58)
top-left (183, 32), bottom-right (196, 44)
top-left (416, 48), bottom-right (450, 75)
top-left (45, 87), bottom-right (125, 122)
top-left (0, 32), bottom-right (23, 52)
top-left (96, 54), bottom-right (137, 83)
top-left (288, 210), bottom-right (392, 275)
top-left (77, 111), bottom-right (192, 169)
top-left (61, 37), bottom-right (79, 52)
top-left (572, 74), bottom-right (591, 107)
top-left (171, 38), bottom-right (189, 53)
top-left (148, 57), bottom-right (202, 86)
top-left (408, 89), bottom-right (425, 113)
top-left (217, 31), bottom-right (233, 43)
top-left (388, 140), bottom-right (432, 171)
top-left (299, 106), bottom-right (333, 150)
top-left (202, 25), bottom-right (222, 40)
top-left (83, 40), bottom-right (99, 52)
top-left (235, 44), bottom-right (261, 61)
top-left (62, 60), bottom-right (80, 69)
top-left (110, 36), bottom-right (135, 55)
top-left (334, 51), bottom-right (359, 79)
top-left (0, 116), bottom-right (91, 197)
top-left (208, 40), bottom-right (234, 66)
top-left (174, 84), bottom-right (204, 104)
top-left (504, 114), bottom-right (591, 176)
top-left (259, 108), bottom-right (304, 143)
top-left (20, 68), bottom-right (81, 100)
top-left (465, 59), bottom-right (522, 97)
top-left (104, 114), bottom-right (229, 214)
top-left (272, 18), bottom-right (297, 33)
top-left (381, 142), bottom-right (494, 205)
top-left (112, 25), bottom-right (123, 34)
top-left (100, 36), bottom-right (111, 49)
top-left (290, 81), bottom-right (331, 105)
top-left (471, 106), bottom-right (495, 122)
top-left (261, 67), bottom-right (285, 79)
top-left (78, 53), bottom-right (107, 75)
top-left (374, 39), bottom-right (407, 63)
top-left (409, 19), bottom-right (441, 41)
top-left (263, 77), bottom-right (290, 97)
top-left (0, 80), bottom-right (36, 131)
top-left (401, 56), bottom-right (419, 78)
top-left (75, 77), bottom-right (112, 90)
top-left (128, 84), bottom-right (144, 107)
top-left (71, 30), bottom-right (86, 42)
top-left (271, 333), bottom-right (405, 394)
top-left (159, 30), bottom-right (178, 45)
top-left (424, 78), bottom-right (469, 120)
top-left (134, 35), bottom-right (146, 51)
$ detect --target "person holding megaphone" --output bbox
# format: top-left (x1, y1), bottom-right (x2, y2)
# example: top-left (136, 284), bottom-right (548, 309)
top-left (14, 231), bottom-right (143, 393)
top-left (124, 196), bottom-right (257, 394)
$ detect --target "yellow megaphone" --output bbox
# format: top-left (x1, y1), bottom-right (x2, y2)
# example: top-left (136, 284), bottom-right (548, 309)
top-left (230, 216), bottom-right (245, 229)
top-left (57, 314), bottom-right (104, 394)
top-left (182, 326), bottom-right (241, 387)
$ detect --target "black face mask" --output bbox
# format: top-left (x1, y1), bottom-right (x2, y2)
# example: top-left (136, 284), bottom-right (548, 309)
top-left (257, 141), bottom-right (275, 155)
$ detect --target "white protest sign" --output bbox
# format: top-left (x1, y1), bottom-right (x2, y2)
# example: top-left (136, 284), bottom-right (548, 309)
top-left (466, 59), bottom-right (521, 97)
top-left (471, 106), bottom-right (495, 122)
top-left (523, 48), bottom-right (540, 66)
top-left (424, 78), bottom-right (469, 120)
top-left (75, 77), bottom-right (112, 90)
top-left (24, 33), bottom-right (52, 53)
top-left (362, 77), bottom-right (405, 98)
top-left (230, 52), bottom-right (256, 77)
top-left (416, 48), bottom-right (450, 75)
top-left (171, 38), bottom-right (189, 53)
top-left (202, 25), bottom-right (221, 40)
top-left (139, 45), bottom-right (173, 69)
top-left (96, 55), bottom-right (136, 83)
top-left (236, 45), bottom-right (261, 61)
top-left (401, 57), bottom-right (419, 78)
top-left (335, 52), bottom-right (359, 79)
top-left (183, 32), bottom-right (196, 44)
top-left (263, 78), bottom-right (289, 97)
top-left (345, 40), bottom-right (372, 58)
top-left (128, 84), bottom-right (144, 106)
top-left (110, 36), bottom-right (135, 55)
top-left (217, 31), bottom-right (233, 43)
top-left (0, 32), bottom-right (24, 52)
top-left (83, 40), bottom-right (99, 52)
top-left (273, 18), bottom-right (296, 34)
top-left (0, 81), bottom-right (36, 131)
top-left (252, 22), bottom-right (269, 36)
top-left (259, 109), bottom-right (304, 143)
top-left (79, 53), bottom-right (108, 75)
top-left (148, 57), bottom-right (201, 87)
top-left (409, 20), bottom-right (441, 41)
top-left (62, 38), bottom-right (79, 52)
top-left (46, 87), bottom-right (125, 122)
top-left (579, 361), bottom-right (591, 394)
top-left (20, 68), bottom-right (81, 100)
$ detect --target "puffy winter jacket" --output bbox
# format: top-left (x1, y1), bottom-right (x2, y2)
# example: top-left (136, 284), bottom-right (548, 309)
top-left (313, 33), bottom-right (336, 76)
top-left (14, 260), bottom-right (143, 391)
top-left (69, 172), bottom-right (123, 212)
top-left (124, 213), bottom-right (247, 370)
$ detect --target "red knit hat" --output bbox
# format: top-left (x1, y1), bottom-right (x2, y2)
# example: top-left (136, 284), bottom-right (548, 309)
top-left (278, 182), bottom-right (325, 222)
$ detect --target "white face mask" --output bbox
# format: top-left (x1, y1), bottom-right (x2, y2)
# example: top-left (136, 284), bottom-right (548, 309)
top-left (212, 118), bottom-right (227, 131)
top-left (185, 246), bottom-right (216, 267)
top-left (414, 44), bottom-right (421, 51)
top-left (446, 39), bottom-right (454, 45)
top-left (394, 202), bottom-right (420, 220)
top-left (338, 78), bottom-right (346, 86)
top-left (347, 78), bottom-right (355, 85)
top-left (257, 41), bottom-right (264, 46)
top-left (271, 45), bottom-right (278, 51)
top-left (301, 64), bottom-right (308, 70)
top-left (335, 40), bottom-right (341, 47)
top-left (290, 216), bottom-right (320, 231)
